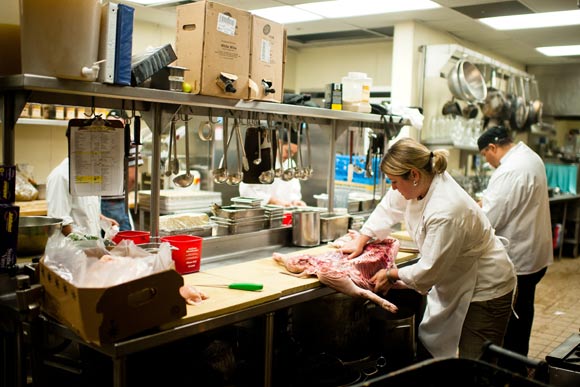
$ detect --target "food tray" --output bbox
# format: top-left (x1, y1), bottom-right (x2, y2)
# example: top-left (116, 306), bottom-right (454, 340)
top-left (211, 206), bottom-right (266, 220)
top-left (267, 216), bottom-right (284, 229)
top-left (231, 196), bottom-right (263, 207)
top-left (138, 190), bottom-right (222, 213)
top-left (159, 224), bottom-right (213, 237)
top-left (213, 217), bottom-right (267, 235)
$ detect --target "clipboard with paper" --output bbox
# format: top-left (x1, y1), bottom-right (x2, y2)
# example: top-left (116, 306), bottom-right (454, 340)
top-left (68, 117), bottom-right (125, 197)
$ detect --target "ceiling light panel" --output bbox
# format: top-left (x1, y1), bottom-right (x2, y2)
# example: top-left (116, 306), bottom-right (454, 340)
top-left (480, 10), bottom-right (580, 30)
top-left (251, 5), bottom-right (323, 24)
top-left (296, 0), bottom-right (441, 19)
top-left (536, 45), bottom-right (580, 57)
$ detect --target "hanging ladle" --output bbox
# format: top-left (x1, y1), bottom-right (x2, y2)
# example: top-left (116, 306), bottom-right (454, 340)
top-left (226, 118), bottom-right (244, 185)
top-left (275, 123), bottom-right (284, 178)
top-left (258, 126), bottom-right (275, 184)
top-left (253, 128), bottom-right (262, 165)
top-left (211, 116), bottom-right (231, 184)
top-left (281, 122), bottom-right (295, 181)
top-left (164, 119), bottom-right (175, 177)
top-left (304, 122), bottom-right (313, 177)
top-left (173, 113), bottom-right (194, 187)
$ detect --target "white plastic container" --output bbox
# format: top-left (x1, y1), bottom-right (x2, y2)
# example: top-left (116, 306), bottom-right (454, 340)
top-left (20, 0), bottom-right (101, 81)
top-left (341, 72), bottom-right (372, 113)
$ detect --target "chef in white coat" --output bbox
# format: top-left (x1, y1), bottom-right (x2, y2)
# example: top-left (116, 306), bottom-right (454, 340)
top-left (47, 157), bottom-right (118, 236)
top-left (239, 129), bottom-right (306, 207)
top-left (477, 126), bottom-right (553, 373)
top-left (341, 138), bottom-right (516, 360)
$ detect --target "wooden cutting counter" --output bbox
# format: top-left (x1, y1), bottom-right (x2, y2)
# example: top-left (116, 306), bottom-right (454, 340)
top-left (164, 245), bottom-right (418, 328)
top-left (46, 244), bottom-right (418, 387)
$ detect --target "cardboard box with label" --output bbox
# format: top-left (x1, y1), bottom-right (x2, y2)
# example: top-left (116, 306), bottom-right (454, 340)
top-left (39, 261), bottom-right (186, 345)
top-left (176, 1), bottom-right (250, 99)
top-left (248, 15), bottom-right (285, 103)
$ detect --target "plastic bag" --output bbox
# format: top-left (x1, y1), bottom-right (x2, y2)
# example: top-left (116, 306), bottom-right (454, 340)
top-left (15, 169), bottom-right (39, 201)
top-left (43, 232), bottom-right (175, 288)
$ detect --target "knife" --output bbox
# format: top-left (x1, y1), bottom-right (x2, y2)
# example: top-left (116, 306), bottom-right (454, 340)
top-left (195, 283), bottom-right (264, 291)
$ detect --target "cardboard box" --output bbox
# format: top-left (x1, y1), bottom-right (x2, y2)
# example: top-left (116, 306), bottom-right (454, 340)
top-left (176, 1), bottom-right (250, 99)
top-left (0, 165), bottom-right (16, 204)
top-left (0, 204), bottom-right (19, 270)
top-left (39, 261), bottom-right (186, 345)
top-left (248, 15), bottom-right (285, 102)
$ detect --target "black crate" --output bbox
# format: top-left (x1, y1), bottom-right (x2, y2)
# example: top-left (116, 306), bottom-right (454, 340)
top-left (353, 358), bottom-right (551, 387)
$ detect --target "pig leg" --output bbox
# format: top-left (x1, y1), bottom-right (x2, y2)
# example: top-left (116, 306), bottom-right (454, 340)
top-left (317, 272), bottom-right (398, 313)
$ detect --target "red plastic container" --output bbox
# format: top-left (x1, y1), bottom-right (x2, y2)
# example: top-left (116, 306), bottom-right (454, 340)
top-left (283, 212), bottom-right (293, 226)
top-left (160, 235), bottom-right (203, 274)
top-left (112, 230), bottom-right (151, 245)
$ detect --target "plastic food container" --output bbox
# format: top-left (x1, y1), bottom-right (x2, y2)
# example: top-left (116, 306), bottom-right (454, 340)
top-left (160, 235), bottom-right (203, 274)
top-left (112, 230), bottom-right (151, 245)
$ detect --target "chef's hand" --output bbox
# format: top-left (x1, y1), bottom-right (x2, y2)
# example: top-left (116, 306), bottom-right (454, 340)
top-left (371, 269), bottom-right (393, 295)
top-left (341, 234), bottom-right (371, 259)
top-left (291, 199), bottom-right (307, 207)
top-left (100, 214), bottom-right (119, 227)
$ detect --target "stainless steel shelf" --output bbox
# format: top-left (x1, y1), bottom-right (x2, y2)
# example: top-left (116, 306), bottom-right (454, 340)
top-left (0, 74), bottom-right (405, 129)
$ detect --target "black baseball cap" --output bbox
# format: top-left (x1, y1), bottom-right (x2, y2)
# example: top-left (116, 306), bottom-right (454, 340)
top-left (477, 126), bottom-right (510, 151)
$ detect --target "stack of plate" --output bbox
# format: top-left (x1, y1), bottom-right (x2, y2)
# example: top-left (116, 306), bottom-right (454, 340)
top-left (264, 205), bottom-right (284, 228)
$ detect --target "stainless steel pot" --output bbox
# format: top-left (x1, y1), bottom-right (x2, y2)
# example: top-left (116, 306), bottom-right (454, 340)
top-left (17, 216), bottom-right (63, 257)
top-left (292, 209), bottom-right (320, 247)
top-left (447, 59), bottom-right (487, 102)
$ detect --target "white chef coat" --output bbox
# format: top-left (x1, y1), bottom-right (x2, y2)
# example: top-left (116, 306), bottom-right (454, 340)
top-left (239, 159), bottom-right (302, 206)
top-left (361, 171), bottom-right (516, 358)
top-left (481, 142), bottom-right (554, 275)
top-left (46, 158), bottom-right (102, 236)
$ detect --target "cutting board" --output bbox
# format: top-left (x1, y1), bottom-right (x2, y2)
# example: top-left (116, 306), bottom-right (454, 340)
top-left (161, 271), bottom-right (282, 329)
top-left (162, 244), bottom-right (418, 329)
top-left (15, 200), bottom-right (47, 216)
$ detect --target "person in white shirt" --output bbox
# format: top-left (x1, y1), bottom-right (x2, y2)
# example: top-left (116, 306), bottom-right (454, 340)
top-left (239, 129), bottom-right (306, 207)
top-left (477, 126), bottom-right (553, 373)
top-left (340, 137), bottom-right (516, 360)
top-left (47, 157), bottom-right (118, 236)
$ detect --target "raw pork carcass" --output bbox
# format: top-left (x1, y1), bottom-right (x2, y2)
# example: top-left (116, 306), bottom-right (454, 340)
top-left (273, 237), bottom-right (399, 312)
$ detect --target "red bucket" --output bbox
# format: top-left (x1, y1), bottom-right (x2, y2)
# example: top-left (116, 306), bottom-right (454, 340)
top-left (160, 235), bottom-right (203, 274)
top-left (112, 230), bottom-right (151, 245)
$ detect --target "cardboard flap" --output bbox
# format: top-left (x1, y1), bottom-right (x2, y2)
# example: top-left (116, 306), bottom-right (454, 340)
top-left (96, 270), bottom-right (186, 343)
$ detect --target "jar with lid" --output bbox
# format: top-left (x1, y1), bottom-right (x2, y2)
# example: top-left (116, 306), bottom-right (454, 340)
top-left (341, 72), bottom-right (372, 113)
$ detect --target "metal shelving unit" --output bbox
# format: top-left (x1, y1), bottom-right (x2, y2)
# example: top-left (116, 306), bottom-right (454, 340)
top-left (1, 74), bottom-right (408, 236)
top-left (1, 74), bottom-right (412, 387)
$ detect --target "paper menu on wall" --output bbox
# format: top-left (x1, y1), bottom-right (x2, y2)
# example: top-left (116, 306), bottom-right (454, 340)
top-left (68, 119), bottom-right (124, 197)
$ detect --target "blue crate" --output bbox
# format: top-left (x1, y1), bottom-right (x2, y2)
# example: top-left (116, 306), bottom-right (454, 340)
top-left (335, 154), bottom-right (385, 185)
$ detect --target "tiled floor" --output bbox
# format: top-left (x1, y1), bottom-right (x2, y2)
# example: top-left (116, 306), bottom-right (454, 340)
top-left (527, 256), bottom-right (580, 362)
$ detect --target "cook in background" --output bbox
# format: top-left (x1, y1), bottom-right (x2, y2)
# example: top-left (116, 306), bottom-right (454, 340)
top-left (101, 144), bottom-right (143, 231)
top-left (340, 138), bottom-right (516, 360)
top-left (477, 126), bottom-right (553, 374)
top-left (46, 157), bottom-right (118, 236)
top-left (239, 128), bottom-right (306, 207)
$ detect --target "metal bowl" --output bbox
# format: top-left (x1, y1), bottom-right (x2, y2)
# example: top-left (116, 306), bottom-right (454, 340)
top-left (458, 60), bottom-right (487, 102)
top-left (17, 216), bottom-right (63, 257)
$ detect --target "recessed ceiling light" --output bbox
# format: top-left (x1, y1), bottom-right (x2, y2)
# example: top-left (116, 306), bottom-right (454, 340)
top-left (536, 45), bottom-right (580, 57)
top-left (251, 6), bottom-right (323, 24)
top-left (479, 10), bottom-right (580, 30)
top-left (297, 0), bottom-right (441, 19)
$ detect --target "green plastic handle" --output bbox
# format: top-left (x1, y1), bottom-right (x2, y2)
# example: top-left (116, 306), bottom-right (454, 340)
top-left (228, 282), bottom-right (263, 291)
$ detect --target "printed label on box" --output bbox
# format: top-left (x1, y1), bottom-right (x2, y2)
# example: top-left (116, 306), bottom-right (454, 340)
top-left (260, 39), bottom-right (271, 63)
top-left (217, 12), bottom-right (236, 36)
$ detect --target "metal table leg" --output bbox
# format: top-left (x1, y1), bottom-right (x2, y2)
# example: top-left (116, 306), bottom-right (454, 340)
top-left (264, 312), bottom-right (275, 387)
top-left (113, 356), bottom-right (127, 387)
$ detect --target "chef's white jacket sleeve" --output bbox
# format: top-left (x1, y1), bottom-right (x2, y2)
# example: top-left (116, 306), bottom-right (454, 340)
top-left (360, 189), bottom-right (406, 240)
top-left (481, 170), bottom-right (522, 232)
top-left (398, 216), bottom-right (468, 294)
top-left (46, 172), bottom-right (74, 227)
